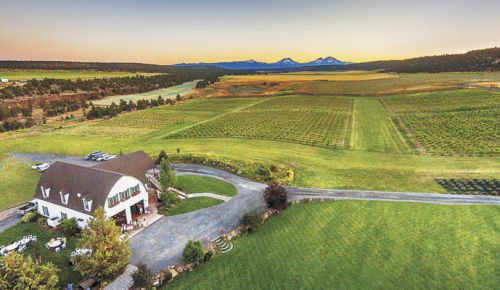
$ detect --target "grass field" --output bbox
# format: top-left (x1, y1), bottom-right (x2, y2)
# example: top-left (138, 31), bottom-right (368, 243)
top-left (165, 201), bottom-right (500, 290)
top-left (0, 70), bottom-right (156, 80)
top-left (352, 97), bottom-right (410, 153)
top-left (165, 197), bottom-right (223, 216)
top-left (0, 222), bottom-right (80, 287)
top-left (93, 80), bottom-right (198, 105)
top-left (0, 157), bottom-right (40, 212)
top-left (176, 175), bottom-right (237, 196)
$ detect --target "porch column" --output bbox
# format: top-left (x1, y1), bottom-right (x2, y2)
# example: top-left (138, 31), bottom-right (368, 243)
top-left (125, 206), bottom-right (132, 224)
top-left (143, 198), bottom-right (149, 209)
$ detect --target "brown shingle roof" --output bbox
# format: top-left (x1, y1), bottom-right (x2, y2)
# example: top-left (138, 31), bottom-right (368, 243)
top-left (92, 151), bottom-right (155, 184)
top-left (34, 162), bottom-right (123, 214)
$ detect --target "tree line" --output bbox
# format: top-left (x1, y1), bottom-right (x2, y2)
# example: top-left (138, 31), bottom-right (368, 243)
top-left (0, 73), bottom-right (220, 100)
top-left (265, 47), bottom-right (500, 73)
top-left (85, 94), bottom-right (181, 120)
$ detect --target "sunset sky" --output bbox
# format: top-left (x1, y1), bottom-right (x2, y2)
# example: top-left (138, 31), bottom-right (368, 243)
top-left (1, 0), bottom-right (499, 64)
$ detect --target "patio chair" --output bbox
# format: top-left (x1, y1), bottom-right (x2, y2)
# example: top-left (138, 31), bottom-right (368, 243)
top-left (32, 236), bottom-right (37, 242)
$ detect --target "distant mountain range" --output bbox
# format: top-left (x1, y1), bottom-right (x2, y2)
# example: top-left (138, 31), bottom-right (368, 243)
top-left (174, 56), bottom-right (350, 70)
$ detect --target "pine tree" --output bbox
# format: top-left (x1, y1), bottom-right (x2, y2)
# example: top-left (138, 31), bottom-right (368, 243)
top-left (73, 207), bottom-right (131, 282)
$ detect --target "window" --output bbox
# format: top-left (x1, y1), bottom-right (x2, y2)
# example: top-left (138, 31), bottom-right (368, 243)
top-left (42, 206), bottom-right (49, 216)
top-left (119, 190), bottom-right (130, 200)
top-left (61, 212), bottom-right (68, 220)
top-left (108, 195), bottom-right (120, 207)
top-left (82, 198), bottom-right (93, 212)
top-left (59, 192), bottom-right (69, 205)
top-left (41, 186), bottom-right (50, 198)
top-left (130, 184), bottom-right (140, 196)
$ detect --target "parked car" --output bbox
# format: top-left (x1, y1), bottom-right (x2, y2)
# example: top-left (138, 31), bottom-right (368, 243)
top-left (84, 151), bottom-right (101, 160)
top-left (17, 202), bottom-right (37, 215)
top-left (104, 154), bottom-right (117, 161)
top-left (31, 163), bottom-right (50, 171)
top-left (90, 153), bottom-right (104, 161)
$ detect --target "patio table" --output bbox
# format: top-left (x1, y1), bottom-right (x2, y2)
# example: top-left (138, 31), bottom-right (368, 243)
top-left (47, 239), bottom-right (63, 249)
top-left (4, 242), bottom-right (19, 252)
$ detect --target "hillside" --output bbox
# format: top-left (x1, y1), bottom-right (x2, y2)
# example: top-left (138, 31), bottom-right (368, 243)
top-left (271, 47), bottom-right (500, 73)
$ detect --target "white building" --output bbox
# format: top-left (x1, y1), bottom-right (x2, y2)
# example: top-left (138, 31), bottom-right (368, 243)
top-left (0, 78), bottom-right (8, 83)
top-left (33, 151), bottom-right (156, 228)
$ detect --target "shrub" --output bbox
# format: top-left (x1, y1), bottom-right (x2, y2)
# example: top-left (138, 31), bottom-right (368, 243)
top-left (243, 211), bottom-right (264, 233)
top-left (162, 268), bottom-right (173, 283)
top-left (21, 212), bottom-right (37, 223)
top-left (263, 183), bottom-right (289, 211)
top-left (203, 249), bottom-right (215, 262)
top-left (158, 150), bottom-right (168, 164)
top-left (183, 240), bottom-right (205, 264)
top-left (132, 262), bottom-right (153, 289)
top-left (36, 216), bottom-right (47, 225)
top-left (60, 218), bottom-right (80, 236)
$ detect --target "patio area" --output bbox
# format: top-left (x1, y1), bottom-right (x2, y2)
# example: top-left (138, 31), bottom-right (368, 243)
top-left (117, 189), bottom-right (162, 239)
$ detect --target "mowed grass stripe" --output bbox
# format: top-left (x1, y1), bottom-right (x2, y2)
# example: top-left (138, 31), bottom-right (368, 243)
top-left (353, 97), bottom-right (410, 153)
top-left (165, 201), bottom-right (500, 290)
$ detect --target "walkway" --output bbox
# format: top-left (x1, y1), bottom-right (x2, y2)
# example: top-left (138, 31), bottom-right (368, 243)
top-left (186, 193), bottom-right (232, 202)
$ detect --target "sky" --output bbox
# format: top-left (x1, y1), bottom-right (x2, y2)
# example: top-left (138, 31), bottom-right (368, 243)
top-left (0, 0), bottom-right (499, 64)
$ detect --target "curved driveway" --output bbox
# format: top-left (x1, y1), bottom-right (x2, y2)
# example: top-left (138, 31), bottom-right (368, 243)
top-left (130, 164), bottom-right (266, 272)
top-left (131, 164), bottom-right (500, 272)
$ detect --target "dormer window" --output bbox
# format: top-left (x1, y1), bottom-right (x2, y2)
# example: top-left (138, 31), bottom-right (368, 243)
top-left (59, 191), bottom-right (69, 205)
top-left (41, 186), bottom-right (50, 198)
top-left (82, 198), bottom-right (93, 212)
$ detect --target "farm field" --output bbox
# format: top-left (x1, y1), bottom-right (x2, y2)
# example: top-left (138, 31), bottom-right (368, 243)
top-left (176, 175), bottom-right (237, 196)
top-left (383, 90), bottom-right (500, 156)
top-left (164, 201), bottom-right (500, 290)
top-left (223, 70), bottom-right (397, 82)
top-left (0, 72), bottom-right (499, 212)
top-left (169, 95), bottom-right (353, 149)
top-left (0, 70), bottom-right (156, 80)
top-left (92, 80), bottom-right (198, 105)
top-left (192, 71), bottom-right (500, 98)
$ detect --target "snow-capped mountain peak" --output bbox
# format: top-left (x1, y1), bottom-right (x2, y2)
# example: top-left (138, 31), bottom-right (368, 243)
top-left (275, 57), bottom-right (299, 64)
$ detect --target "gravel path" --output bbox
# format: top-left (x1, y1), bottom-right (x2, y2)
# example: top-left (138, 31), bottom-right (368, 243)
top-left (186, 193), bottom-right (232, 202)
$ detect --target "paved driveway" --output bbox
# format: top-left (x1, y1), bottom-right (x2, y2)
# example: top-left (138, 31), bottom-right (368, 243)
top-left (130, 164), bottom-right (266, 272)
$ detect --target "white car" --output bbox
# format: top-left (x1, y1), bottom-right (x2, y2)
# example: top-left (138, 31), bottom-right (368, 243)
top-left (85, 151), bottom-right (102, 160)
top-left (104, 154), bottom-right (117, 161)
top-left (31, 163), bottom-right (50, 171)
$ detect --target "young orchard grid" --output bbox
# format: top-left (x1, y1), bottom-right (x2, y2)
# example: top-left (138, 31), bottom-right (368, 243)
top-left (169, 96), bottom-right (354, 149)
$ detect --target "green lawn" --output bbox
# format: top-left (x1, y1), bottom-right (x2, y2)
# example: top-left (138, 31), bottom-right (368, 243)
top-left (165, 197), bottom-right (223, 216)
top-left (352, 97), bottom-right (410, 153)
top-left (176, 175), bottom-right (237, 196)
top-left (0, 156), bottom-right (40, 212)
top-left (165, 201), bottom-right (500, 290)
top-left (0, 70), bottom-right (156, 80)
top-left (0, 222), bottom-right (80, 287)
